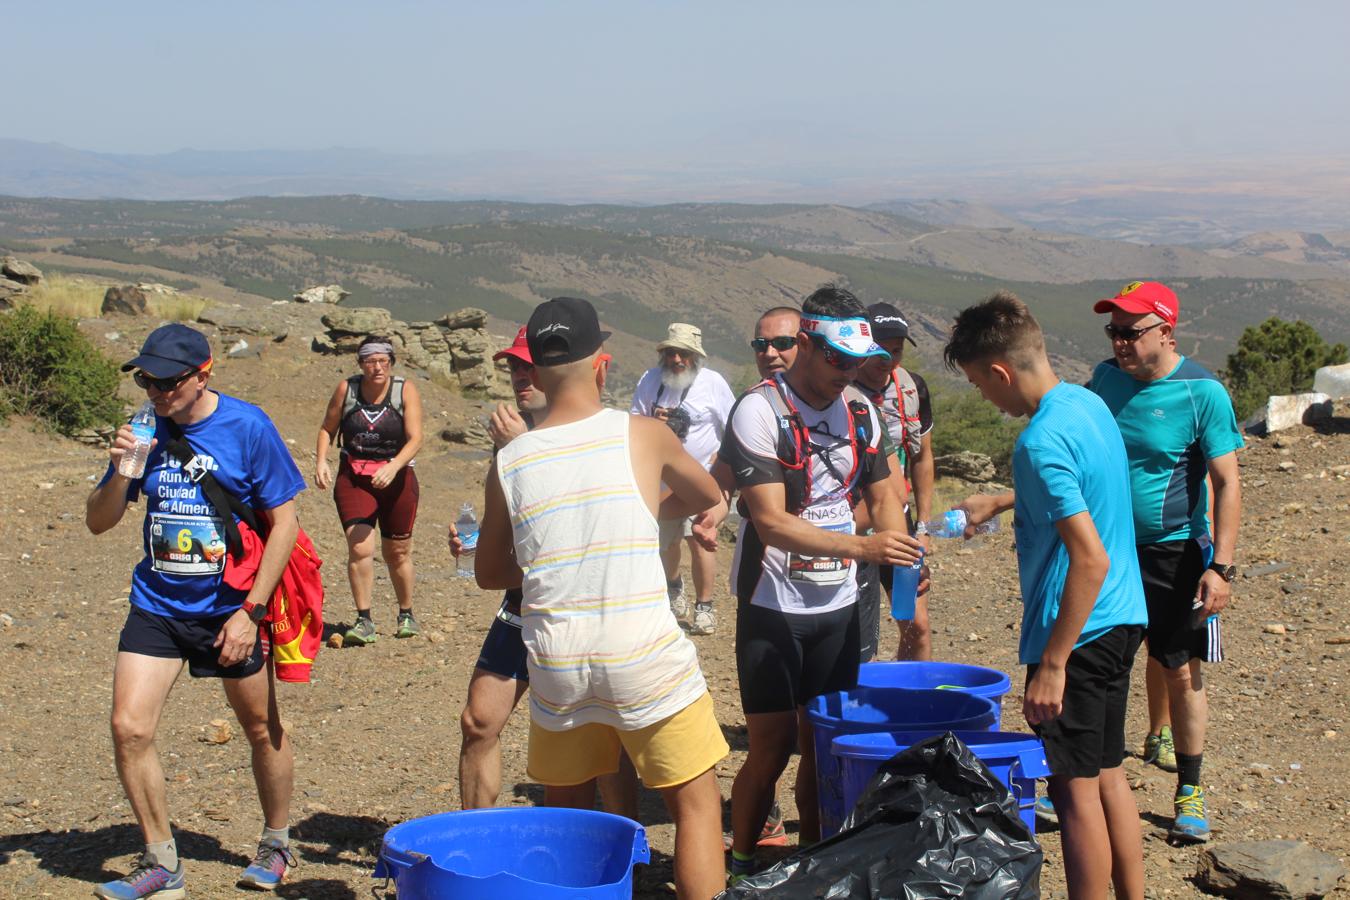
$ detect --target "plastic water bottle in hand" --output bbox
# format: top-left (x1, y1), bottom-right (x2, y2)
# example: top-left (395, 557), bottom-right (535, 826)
top-left (920, 509), bottom-right (1000, 539)
top-left (455, 502), bottom-right (479, 578)
top-left (118, 401), bottom-right (157, 479)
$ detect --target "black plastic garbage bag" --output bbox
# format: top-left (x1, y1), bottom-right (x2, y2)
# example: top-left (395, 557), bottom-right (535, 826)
top-left (718, 732), bottom-right (1042, 899)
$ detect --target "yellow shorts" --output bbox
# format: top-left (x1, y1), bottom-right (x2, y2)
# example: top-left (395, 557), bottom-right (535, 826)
top-left (528, 691), bottom-right (729, 790)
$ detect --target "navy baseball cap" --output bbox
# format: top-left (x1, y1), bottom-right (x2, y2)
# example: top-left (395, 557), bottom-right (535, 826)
top-left (526, 297), bottom-right (611, 366)
top-left (866, 302), bottom-right (918, 347)
top-left (122, 323), bottom-right (213, 377)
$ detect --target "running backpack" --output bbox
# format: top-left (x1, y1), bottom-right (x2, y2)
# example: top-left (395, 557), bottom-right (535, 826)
top-left (740, 374), bottom-right (879, 516)
top-left (336, 374), bottom-right (405, 448)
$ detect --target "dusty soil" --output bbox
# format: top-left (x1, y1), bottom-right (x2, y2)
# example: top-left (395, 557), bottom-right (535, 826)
top-left (2, 312), bottom-right (1349, 898)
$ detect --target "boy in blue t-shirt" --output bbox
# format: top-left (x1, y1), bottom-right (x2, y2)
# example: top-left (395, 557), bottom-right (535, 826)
top-left (947, 293), bottom-right (1148, 900)
top-left (86, 324), bottom-right (306, 898)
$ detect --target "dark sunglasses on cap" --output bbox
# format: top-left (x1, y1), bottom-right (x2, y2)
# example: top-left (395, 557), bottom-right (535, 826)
top-left (1104, 321), bottom-right (1166, 342)
top-left (807, 335), bottom-right (862, 371)
top-left (750, 336), bottom-right (797, 353)
top-left (133, 369), bottom-right (199, 392)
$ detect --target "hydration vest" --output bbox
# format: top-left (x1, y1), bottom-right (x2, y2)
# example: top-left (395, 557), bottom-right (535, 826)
top-left (336, 374), bottom-right (405, 451)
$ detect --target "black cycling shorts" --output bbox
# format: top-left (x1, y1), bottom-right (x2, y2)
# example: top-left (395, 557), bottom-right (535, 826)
top-left (736, 602), bottom-right (860, 715)
top-left (475, 613), bottom-right (529, 681)
top-left (1138, 539), bottom-right (1222, 668)
top-left (118, 604), bottom-right (265, 679)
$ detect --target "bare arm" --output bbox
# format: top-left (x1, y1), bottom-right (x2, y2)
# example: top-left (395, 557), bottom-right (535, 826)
top-left (86, 423), bottom-right (142, 534)
top-left (475, 461), bottom-right (523, 590)
top-left (740, 480), bottom-right (920, 566)
top-left (213, 500), bottom-right (299, 667)
top-left (854, 462), bottom-right (907, 534)
top-left (1196, 450), bottom-right (1241, 614)
top-left (911, 431), bottom-right (935, 524)
top-left (1023, 510), bottom-right (1110, 725)
top-left (635, 417), bottom-right (721, 519)
top-left (957, 490), bottom-right (1015, 535)
top-left (313, 381), bottom-right (347, 490)
top-left (372, 380), bottom-right (424, 489)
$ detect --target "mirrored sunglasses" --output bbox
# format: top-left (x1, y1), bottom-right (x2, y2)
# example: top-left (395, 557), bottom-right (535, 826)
top-left (133, 369), bottom-right (197, 392)
top-left (1104, 322), bottom-right (1165, 343)
top-left (750, 336), bottom-right (797, 353)
top-left (808, 335), bottom-right (863, 371)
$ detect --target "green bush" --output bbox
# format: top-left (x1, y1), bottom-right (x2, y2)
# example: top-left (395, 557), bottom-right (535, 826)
top-left (930, 385), bottom-right (1026, 476)
top-left (1222, 317), bottom-right (1348, 420)
top-left (0, 306), bottom-right (123, 434)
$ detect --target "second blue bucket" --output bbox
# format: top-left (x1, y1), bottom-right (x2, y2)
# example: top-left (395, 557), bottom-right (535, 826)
top-left (807, 687), bottom-right (999, 838)
top-left (831, 730), bottom-right (1050, 835)
top-left (857, 661), bottom-right (1013, 728)
top-left (373, 807), bottom-right (649, 899)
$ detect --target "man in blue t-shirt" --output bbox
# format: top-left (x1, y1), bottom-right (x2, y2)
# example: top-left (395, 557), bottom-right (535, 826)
top-left (1090, 281), bottom-right (1243, 845)
top-left (950, 292), bottom-right (1148, 900)
top-left (85, 324), bottom-right (306, 898)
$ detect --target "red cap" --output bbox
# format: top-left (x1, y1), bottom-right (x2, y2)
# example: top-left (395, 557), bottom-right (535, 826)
top-left (492, 326), bottom-right (533, 364)
top-left (1093, 281), bottom-right (1178, 327)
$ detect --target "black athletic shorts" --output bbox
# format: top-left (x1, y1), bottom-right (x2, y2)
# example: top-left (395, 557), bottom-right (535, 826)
top-left (1027, 624), bottom-right (1143, 779)
top-left (853, 562), bottom-right (881, 663)
top-left (1138, 538), bottom-right (1222, 668)
top-left (117, 604), bottom-right (265, 679)
top-left (475, 612), bottom-right (529, 681)
top-left (736, 602), bottom-right (860, 715)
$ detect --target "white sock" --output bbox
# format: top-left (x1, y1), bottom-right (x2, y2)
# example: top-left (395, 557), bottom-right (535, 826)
top-left (146, 838), bottom-right (178, 870)
top-left (261, 824), bottom-right (289, 847)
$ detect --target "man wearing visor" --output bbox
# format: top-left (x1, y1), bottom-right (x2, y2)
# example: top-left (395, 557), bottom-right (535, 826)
top-left (720, 285), bottom-right (920, 878)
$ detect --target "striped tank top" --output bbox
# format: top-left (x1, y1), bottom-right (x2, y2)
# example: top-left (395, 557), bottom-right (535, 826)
top-left (496, 408), bottom-right (708, 731)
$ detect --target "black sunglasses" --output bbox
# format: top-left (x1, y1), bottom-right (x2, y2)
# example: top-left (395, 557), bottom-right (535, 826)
top-left (133, 369), bottom-right (198, 392)
top-left (1104, 322), bottom-right (1166, 342)
top-left (750, 336), bottom-right (797, 353)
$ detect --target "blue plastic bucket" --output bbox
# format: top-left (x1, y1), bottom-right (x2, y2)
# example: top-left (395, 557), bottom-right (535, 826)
top-left (857, 661), bottom-right (1013, 728)
top-left (373, 807), bottom-right (650, 899)
top-left (831, 730), bottom-right (1050, 835)
top-left (807, 687), bottom-right (999, 838)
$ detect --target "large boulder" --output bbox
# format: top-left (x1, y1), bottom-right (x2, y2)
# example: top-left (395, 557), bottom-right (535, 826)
top-left (1197, 840), bottom-right (1344, 899)
top-left (102, 285), bottom-right (149, 316)
top-left (440, 307), bottom-right (488, 330)
top-left (0, 275), bottom-right (27, 309)
top-left (322, 306), bottom-right (392, 336)
top-left (1264, 393), bottom-right (1332, 433)
top-left (1313, 363), bottom-right (1350, 401)
top-left (1, 256), bottom-right (43, 285)
top-left (295, 284), bottom-right (349, 304)
top-left (934, 451), bottom-right (997, 483)
top-left (446, 329), bottom-right (490, 371)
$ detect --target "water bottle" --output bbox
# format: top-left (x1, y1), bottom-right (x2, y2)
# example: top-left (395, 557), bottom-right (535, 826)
top-left (919, 509), bottom-right (1000, 539)
top-left (891, 549), bottom-right (924, 621)
top-left (455, 502), bottom-right (479, 578)
top-left (118, 400), bottom-right (157, 479)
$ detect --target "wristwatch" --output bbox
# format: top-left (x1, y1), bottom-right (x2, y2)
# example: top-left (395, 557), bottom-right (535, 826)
top-left (1207, 562), bottom-right (1237, 583)
top-left (242, 600), bottom-right (268, 624)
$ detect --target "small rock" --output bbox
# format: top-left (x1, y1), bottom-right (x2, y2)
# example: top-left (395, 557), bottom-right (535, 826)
top-left (1281, 581), bottom-right (1308, 595)
top-left (1277, 460), bottom-right (1297, 472)
top-left (226, 338), bottom-right (250, 357)
top-left (37, 482), bottom-right (55, 490)
top-left (327, 633), bottom-right (345, 649)
top-left (201, 719), bottom-right (233, 744)
top-left (1197, 840), bottom-right (1345, 899)
top-left (966, 632), bottom-right (983, 642)
top-left (1244, 562), bottom-right (1292, 578)
top-left (426, 631), bottom-right (444, 644)
top-left (1280, 503), bottom-right (1304, 515)
top-left (1263, 623), bottom-right (1287, 635)
top-left (0, 613), bottom-right (13, 628)
top-left (1325, 731), bottom-right (1337, 739)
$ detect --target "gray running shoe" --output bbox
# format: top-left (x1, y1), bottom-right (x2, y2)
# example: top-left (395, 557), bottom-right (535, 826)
top-left (395, 612), bottom-right (420, 639)
top-left (689, 603), bottom-right (716, 635)
top-left (668, 577), bottom-right (689, 620)
top-left (343, 617), bottom-right (377, 646)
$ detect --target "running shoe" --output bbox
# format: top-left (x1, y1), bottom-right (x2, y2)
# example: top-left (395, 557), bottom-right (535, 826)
top-left (94, 854), bottom-right (186, 899)
top-left (343, 617), bottom-right (377, 646)
top-left (237, 839), bottom-right (296, 891)
top-left (1143, 725), bottom-right (1178, 772)
top-left (722, 802), bottom-right (789, 849)
top-left (1033, 795), bottom-right (1058, 829)
top-left (395, 612), bottom-right (421, 639)
top-left (689, 603), bottom-right (716, 636)
top-left (1169, 784), bottom-right (1210, 844)
top-left (668, 577), bottom-right (689, 620)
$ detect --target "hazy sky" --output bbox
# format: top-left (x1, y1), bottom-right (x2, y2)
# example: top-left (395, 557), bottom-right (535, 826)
top-left (8, 1), bottom-right (1349, 171)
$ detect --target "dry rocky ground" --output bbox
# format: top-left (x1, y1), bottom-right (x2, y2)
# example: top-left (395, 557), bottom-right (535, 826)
top-left (1, 313), bottom-right (1348, 898)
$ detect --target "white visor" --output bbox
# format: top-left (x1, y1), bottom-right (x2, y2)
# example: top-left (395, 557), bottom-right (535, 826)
top-left (801, 314), bottom-right (890, 359)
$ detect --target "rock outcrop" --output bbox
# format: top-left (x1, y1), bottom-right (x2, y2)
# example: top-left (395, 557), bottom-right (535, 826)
top-left (1, 257), bottom-right (42, 285)
top-left (102, 285), bottom-right (149, 316)
top-left (934, 450), bottom-right (998, 483)
top-left (294, 284), bottom-right (349, 304)
top-left (1197, 840), bottom-right (1345, 898)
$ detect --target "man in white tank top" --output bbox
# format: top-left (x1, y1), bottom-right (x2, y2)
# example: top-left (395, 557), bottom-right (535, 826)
top-left (476, 297), bottom-right (729, 900)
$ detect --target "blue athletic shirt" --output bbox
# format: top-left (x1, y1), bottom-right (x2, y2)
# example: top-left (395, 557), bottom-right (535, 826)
top-left (100, 392), bottom-right (306, 619)
top-left (1012, 382), bottom-right (1147, 664)
top-left (1089, 357), bottom-right (1244, 545)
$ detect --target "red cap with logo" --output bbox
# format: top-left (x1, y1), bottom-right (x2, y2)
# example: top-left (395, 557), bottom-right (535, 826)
top-left (1093, 281), bottom-right (1178, 327)
top-left (492, 326), bottom-right (533, 365)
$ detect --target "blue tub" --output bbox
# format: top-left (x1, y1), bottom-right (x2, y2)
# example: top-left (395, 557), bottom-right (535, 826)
top-left (832, 730), bottom-right (1050, 835)
top-left (857, 661), bottom-right (1013, 728)
top-left (807, 687), bottom-right (999, 838)
top-left (374, 807), bottom-right (649, 899)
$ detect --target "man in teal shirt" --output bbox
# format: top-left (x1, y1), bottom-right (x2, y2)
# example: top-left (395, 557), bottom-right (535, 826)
top-left (1089, 281), bottom-right (1244, 844)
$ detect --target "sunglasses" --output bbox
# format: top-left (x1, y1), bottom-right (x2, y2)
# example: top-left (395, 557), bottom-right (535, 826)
top-left (133, 369), bottom-right (199, 392)
top-left (1104, 322), bottom-right (1166, 342)
top-left (750, 336), bottom-right (797, 353)
top-left (808, 335), bottom-right (862, 371)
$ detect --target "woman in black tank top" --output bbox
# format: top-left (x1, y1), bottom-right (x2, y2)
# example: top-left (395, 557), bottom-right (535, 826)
top-left (314, 335), bottom-right (425, 644)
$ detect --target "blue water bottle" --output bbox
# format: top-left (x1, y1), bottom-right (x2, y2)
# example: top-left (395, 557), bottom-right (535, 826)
top-left (890, 549), bottom-right (925, 621)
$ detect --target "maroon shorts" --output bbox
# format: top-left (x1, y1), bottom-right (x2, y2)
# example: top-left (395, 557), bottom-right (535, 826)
top-left (333, 461), bottom-right (419, 539)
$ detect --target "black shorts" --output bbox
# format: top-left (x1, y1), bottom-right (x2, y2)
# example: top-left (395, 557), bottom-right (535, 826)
top-left (854, 562), bottom-right (881, 663)
top-left (118, 605), bottom-right (265, 679)
top-left (1138, 539), bottom-right (1221, 668)
top-left (736, 602), bottom-right (860, 715)
top-left (1027, 624), bottom-right (1143, 779)
top-left (475, 612), bottom-right (529, 682)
